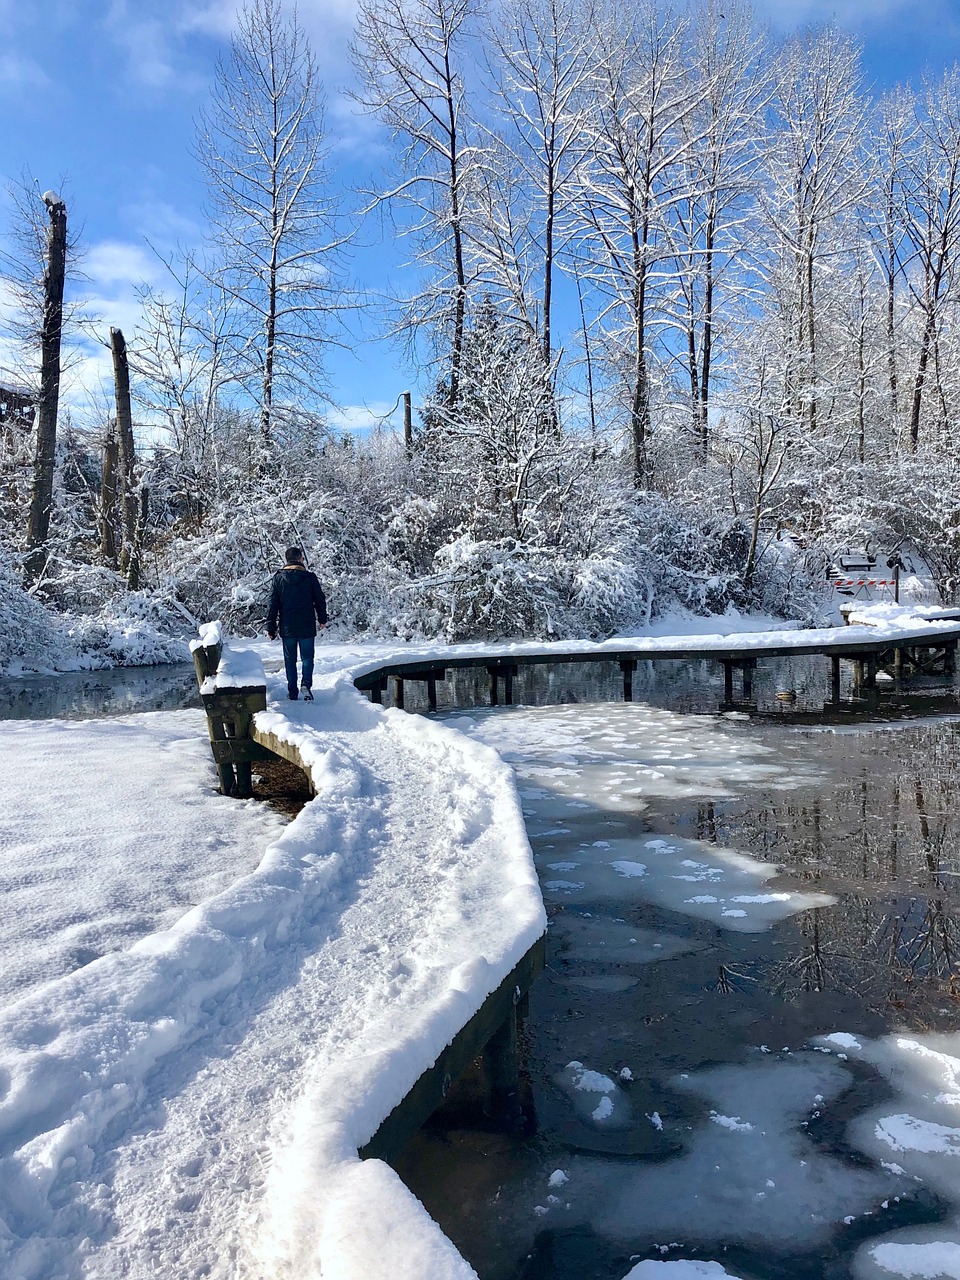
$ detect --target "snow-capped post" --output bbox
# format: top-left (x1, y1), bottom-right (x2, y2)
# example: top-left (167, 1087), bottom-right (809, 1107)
top-left (190, 622), bottom-right (273, 798)
top-left (24, 190), bottom-right (68, 581)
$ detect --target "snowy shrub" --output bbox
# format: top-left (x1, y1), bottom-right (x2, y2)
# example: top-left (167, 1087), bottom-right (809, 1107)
top-left (406, 536), bottom-right (564, 641)
top-left (61, 593), bottom-right (190, 667)
top-left (0, 556), bottom-right (74, 674)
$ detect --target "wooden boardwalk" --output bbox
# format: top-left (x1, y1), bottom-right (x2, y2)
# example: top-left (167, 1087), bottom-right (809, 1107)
top-left (351, 618), bottom-right (960, 713)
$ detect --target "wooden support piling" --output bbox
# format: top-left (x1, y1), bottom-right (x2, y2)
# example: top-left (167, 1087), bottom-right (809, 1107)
top-left (482, 1003), bottom-right (521, 1125)
top-left (486, 664), bottom-right (518, 707)
top-left (742, 658), bottom-right (755, 703)
top-left (394, 676), bottom-right (404, 709)
top-left (620, 659), bottom-right (636, 702)
top-left (722, 660), bottom-right (733, 705)
top-left (831, 655), bottom-right (842, 705)
top-left (359, 936), bottom-right (545, 1162)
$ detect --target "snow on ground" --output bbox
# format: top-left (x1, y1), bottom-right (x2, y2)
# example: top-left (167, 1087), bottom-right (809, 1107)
top-left (0, 641), bottom-right (544, 1280)
top-left (0, 711), bottom-right (284, 1006)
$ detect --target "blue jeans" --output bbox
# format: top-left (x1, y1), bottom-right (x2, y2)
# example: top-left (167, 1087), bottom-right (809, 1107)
top-left (282, 635), bottom-right (315, 697)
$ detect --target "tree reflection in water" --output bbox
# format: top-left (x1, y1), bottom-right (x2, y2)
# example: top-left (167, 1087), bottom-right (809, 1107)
top-left (681, 720), bottom-right (960, 1028)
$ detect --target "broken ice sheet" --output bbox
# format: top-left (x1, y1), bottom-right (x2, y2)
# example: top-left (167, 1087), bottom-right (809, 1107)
top-left (557, 1061), bottom-right (633, 1129)
top-left (812, 1032), bottom-right (960, 1278)
top-left (621, 1263), bottom-right (747, 1279)
top-left (568, 1055), bottom-right (903, 1251)
top-left (550, 913), bottom-right (701, 966)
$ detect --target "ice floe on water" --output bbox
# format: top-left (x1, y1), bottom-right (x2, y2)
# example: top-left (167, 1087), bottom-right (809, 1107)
top-left (622, 1264), bottom-right (745, 1280)
top-left (558, 1060), bottom-right (633, 1128)
top-left (533, 826), bottom-right (833, 931)
top-left (567, 1053), bottom-right (905, 1251)
top-left (549, 913), bottom-right (701, 966)
top-left (452, 703), bottom-right (835, 932)
top-left (808, 1031), bottom-right (960, 1279)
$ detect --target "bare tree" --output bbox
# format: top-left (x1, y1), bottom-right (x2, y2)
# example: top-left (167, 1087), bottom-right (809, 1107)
top-left (662, 0), bottom-right (768, 460)
top-left (4, 187), bottom-right (71, 581)
top-left (576, 1), bottom-right (696, 486)
top-left (109, 327), bottom-right (140, 583)
top-left (865, 89), bottom-right (916, 438)
top-left (897, 69), bottom-right (960, 450)
top-left (350, 0), bottom-right (477, 403)
top-left (481, 0), bottom-right (598, 366)
top-left (761, 28), bottom-right (868, 439)
top-left (196, 0), bottom-right (344, 450)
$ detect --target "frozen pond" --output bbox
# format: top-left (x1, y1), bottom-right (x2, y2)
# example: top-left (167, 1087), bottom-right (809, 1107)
top-left (395, 702), bottom-right (960, 1280)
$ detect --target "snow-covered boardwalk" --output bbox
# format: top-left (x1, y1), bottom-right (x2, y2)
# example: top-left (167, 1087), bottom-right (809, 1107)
top-left (0, 642), bottom-right (544, 1279)
top-left (333, 604), bottom-right (960, 711)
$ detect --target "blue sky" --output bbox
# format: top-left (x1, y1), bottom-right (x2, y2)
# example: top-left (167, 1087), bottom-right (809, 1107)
top-left (2, 0), bottom-right (960, 433)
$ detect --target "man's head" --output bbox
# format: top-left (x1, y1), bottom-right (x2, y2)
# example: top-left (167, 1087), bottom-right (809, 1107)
top-left (285, 546), bottom-right (305, 565)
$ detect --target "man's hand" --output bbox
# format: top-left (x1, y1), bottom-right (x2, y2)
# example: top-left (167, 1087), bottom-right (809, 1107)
top-left (268, 630), bottom-right (277, 640)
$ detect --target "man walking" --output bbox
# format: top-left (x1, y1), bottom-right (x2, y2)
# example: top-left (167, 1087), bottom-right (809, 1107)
top-left (267, 547), bottom-right (328, 701)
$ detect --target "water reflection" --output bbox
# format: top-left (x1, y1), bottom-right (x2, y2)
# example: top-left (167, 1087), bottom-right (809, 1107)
top-left (387, 653), bottom-right (960, 720)
top-left (391, 703), bottom-right (960, 1280)
top-left (0, 663), bottom-right (199, 721)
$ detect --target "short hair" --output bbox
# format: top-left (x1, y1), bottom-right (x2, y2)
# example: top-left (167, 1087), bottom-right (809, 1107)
top-left (285, 546), bottom-right (305, 563)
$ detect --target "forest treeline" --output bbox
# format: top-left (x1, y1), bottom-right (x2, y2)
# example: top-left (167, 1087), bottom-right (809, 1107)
top-left (1, 0), bottom-right (959, 670)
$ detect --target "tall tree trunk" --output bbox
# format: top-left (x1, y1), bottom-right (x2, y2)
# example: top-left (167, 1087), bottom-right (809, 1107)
top-left (99, 420), bottom-right (119, 567)
top-left (126, 484), bottom-right (149, 591)
top-left (24, 193), bottom-right (68, 580)
top-left (446, 43), bottom-right (467, 405)
top-left (110, 326), bottom-right (139, 578)
top-left (910, 308), bottom-right (936, 451)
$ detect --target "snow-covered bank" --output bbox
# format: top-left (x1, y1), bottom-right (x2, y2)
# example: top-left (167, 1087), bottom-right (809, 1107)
top-left (0, 639), bottom-right (545, 1279)
top-left (0, 710), bottom-right (284, 1006)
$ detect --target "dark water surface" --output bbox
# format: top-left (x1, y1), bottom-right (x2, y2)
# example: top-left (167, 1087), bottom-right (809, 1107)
top-left (0, 663), bottom-right (199, 721)
top-left (391, 670), bottom-right (960, 1280)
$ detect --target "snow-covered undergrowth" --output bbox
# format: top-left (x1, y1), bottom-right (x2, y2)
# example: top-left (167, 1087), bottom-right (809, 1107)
top-left (0, 557), bottom-right (190, 676)
top-left (0, 639), bottom-right (544, 1279)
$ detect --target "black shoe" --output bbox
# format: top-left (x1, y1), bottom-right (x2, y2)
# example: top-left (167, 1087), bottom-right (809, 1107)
top-left (302, 688), bottom-right (314, 702)
top-left (288, 690), bottom-right (299, 701)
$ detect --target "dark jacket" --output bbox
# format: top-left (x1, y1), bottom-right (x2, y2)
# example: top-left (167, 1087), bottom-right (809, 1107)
top-left (267, 565), bottom-right (328, 637)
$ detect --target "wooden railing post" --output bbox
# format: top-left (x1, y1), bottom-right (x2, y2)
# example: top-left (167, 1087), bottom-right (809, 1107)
top-left (191, 624), bottom-right (274, 798)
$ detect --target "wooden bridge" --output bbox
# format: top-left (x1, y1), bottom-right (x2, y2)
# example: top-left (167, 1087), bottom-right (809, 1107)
top-left (350, 616), bottom-right (960, 715)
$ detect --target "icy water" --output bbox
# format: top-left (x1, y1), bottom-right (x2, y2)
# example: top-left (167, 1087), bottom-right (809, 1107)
top-left (394, 700), bottom-right (960, 1280)
top-left (0, 662), bottom-right (199, 720)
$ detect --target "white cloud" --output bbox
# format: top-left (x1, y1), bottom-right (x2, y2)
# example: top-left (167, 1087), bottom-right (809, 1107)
top-left (326, 400), bottom-right (402, 432)
top-left (176, 0), bottom-right (239, 39)
top-left (117, 200), bottom-right (206, 255)
top-left (84, 241), bottom-right (167, 291)
top-left (0, 53), bottom-right (49, 90)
